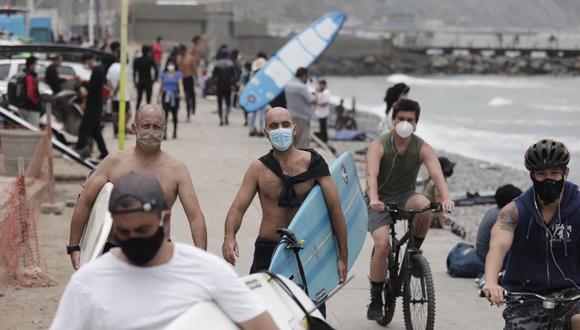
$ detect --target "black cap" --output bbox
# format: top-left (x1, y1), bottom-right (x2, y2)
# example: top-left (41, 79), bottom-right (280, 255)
top-left (109, 171), bottom-right (168, 215)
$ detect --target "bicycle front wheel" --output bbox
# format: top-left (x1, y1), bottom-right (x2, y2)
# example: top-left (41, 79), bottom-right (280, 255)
top-left (403, 253), bottom-right (435, 330)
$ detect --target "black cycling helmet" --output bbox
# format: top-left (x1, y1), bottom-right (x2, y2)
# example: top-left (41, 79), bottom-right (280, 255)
top-left (524, 139), bottom-right (570, 172)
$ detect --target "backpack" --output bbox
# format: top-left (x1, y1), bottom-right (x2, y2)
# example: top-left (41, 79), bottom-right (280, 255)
top-left (7, 73), bottom-right (28, 108)
top-left (446, 242), bottom-right (484, 278)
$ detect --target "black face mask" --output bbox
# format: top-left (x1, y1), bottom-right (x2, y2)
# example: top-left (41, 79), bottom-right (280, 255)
top-left (116, 226), bottom-right (165, 265)
top-left (532, 176), bottom-right (565, 205)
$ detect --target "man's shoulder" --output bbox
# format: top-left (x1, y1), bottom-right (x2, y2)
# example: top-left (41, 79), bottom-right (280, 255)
top-left (174, 243), bottom-right (231, 269)
top-left (72, 252), bottom-right (118, 285)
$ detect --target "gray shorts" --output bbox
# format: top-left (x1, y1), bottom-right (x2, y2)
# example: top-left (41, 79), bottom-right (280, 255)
top-left (503, 287), bottom-right (580, 329)
top-left (368, 191), bottom-right (418, 233)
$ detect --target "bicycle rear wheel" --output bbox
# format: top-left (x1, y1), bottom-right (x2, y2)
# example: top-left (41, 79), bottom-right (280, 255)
top-left (403, 253), bottom-right (435, 330)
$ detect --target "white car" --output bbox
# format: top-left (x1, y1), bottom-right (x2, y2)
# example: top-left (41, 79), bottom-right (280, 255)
top-left (0, 58), bottom-right (92, 97)
top-left (0, 58), bottom-right (92, 83)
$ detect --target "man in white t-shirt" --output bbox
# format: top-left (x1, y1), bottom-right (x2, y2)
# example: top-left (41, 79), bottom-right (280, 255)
top-left (106, 60), bottom-right (132, 138)
top-left (314, 80), bottom-right (330, 143)
top-left (51, 171), bottom-right (277, 330)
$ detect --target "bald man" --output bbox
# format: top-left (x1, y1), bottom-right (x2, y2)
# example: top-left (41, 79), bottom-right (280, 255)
top-left (68, 104), bottom-right (207, 270)
top-left (222, 107), bottom-right (348, 282)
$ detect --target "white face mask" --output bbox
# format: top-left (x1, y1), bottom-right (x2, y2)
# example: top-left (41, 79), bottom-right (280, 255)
top-left (395, 121), bottom-right (414, 138)
top-left (167, 64), bottom-right (175, 72)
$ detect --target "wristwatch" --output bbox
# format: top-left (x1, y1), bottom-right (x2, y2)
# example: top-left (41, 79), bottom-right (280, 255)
top-left (66, 245), bottom-right (81, 255)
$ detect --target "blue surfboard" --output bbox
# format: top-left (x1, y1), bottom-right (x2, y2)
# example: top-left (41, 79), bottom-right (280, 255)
top-left (239, 11), bottom-right (346, 112)
top-left (268, 152), bottom-right (368, 303)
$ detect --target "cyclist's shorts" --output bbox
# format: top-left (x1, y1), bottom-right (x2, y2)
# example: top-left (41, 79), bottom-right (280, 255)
top-left (503, 287), bottom-right (580, 330)
top-left (367, 191), bottom-right (417, 233)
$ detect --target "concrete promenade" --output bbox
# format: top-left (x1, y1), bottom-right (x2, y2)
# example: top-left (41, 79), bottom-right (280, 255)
top-left (157, 97), bottom-right (505, 329)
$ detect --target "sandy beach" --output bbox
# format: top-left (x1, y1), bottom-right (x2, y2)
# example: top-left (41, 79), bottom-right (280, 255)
top-left (0, 97), bottom-right (525, 329)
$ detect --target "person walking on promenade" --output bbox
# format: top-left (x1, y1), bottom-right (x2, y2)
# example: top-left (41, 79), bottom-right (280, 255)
top-left (107, 57), bottom-right (132, 138)
top-left (177, 44), bottom-right (197, 122)
top-left (212, 47), bottom-right (235, 126)
top-left (378, 83), bottom-right (409, 135)
top-left (314, 80), bottom-right (330, 144)
top-left (152, 36), bottom-right (163, 72)
top-left (76, 54), bottom-right (108, 159)
top-left (365, 99), bottom-right (454, 320)
top-left (158, 59), bottom-right (183, 139)
top-left (248, 52), bottom-right (267, 136)
top-left (55, 171), bottom-right (276, 330)
top-left (133, 45), bottom-right (158, 109)
top-left (67, 104), bottom-right (207, 270)
top-left (18, 56), bottom-right (43, 126)
top-left (222, 107), bottom-right (348, 316)
top-left (284, 67), bottom-right (316, 149)
top-left (230, 49), bottom-right (242, 108)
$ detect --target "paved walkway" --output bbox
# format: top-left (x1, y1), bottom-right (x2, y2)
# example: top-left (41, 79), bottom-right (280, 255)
top-left (149, 96), bottom-right (505, 329)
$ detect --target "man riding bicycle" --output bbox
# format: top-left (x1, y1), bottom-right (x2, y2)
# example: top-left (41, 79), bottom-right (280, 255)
top-left (365, 99), bottom-right (454, 320)
top-left (483, 139), bottom-right (580, 329)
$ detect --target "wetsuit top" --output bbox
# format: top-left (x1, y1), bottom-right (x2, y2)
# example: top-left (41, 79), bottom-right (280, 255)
top-left (503, 181), bottom-right (580, 293)
top-left (376, 131), bottom-right (424, 198)
top-left (259, 149), bottom-right (330, 208)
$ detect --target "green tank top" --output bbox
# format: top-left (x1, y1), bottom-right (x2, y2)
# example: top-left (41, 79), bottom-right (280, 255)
top-left (376, 131), bottom-right (424, 197)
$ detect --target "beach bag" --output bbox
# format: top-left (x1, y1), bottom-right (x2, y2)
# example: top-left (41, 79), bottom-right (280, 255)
top-left (446, 242), bottom-right (484, 278)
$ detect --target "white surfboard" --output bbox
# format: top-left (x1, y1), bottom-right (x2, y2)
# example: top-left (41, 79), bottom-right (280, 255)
top-left (165, 273), bottom-right (324, 330)
top-left (79, 182), bottom-right (114, 265)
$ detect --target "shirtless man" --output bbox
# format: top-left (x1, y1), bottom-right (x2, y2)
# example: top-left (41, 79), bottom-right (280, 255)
top-left (67, 104), bottom-right (207, 270)
top-left (222, 107), bottom-right (348, 283)
top-left (177, 44), bottom-right (197, 121)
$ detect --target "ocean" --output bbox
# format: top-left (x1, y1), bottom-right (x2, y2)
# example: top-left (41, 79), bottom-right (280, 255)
top-left (325, 74), bottom-right (580, 184)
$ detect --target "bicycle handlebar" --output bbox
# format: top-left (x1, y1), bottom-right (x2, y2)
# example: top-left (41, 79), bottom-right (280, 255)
top-left (383, 202), bottom-right (442, 215)
top-left (479, 289), bottom-right (580, 303)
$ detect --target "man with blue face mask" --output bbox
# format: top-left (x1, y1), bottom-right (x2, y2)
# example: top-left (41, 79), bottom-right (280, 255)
top-left (365, 98), bottom-right (455, 320)
top-left (222, 107), bottom-right (348, 314)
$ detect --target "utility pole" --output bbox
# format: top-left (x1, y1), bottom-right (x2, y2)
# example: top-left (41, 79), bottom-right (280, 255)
top-left (25, 0), bottom-right (35, 37)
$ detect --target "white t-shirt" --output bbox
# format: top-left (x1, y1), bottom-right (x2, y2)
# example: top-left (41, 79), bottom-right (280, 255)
top-left (314, 89), bottom-right (331, 119)
top-left (50, 243), bottom-right (265, 330)
top-left (106, 63), bottom-right (131, 101)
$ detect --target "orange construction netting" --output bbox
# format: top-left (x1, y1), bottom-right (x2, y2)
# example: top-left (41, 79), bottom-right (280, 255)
top-left (0, 126), bottom-right (54, 288)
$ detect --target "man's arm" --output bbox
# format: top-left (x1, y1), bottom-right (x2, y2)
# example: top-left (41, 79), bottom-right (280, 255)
top-left (68, 158), bottom-right (113, 269)
top-left (319, 175), bottom-right (348, 282)
top-left (420, 143), bottom-right (455, 213)
top-left (301, 85), bottom-right (316, 104)
top-left (365, 139), bottom-right (385, 212)
top-left (176, 163), bottom-right (207, 250)
top-left (222, 161), bottom-right (260, 265)
top-left (483, 202), bottom-right (517, 307)
top-left (238, 312), bottom-right (278, 330)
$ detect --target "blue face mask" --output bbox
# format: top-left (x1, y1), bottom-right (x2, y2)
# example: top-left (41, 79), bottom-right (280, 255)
top-left (268, 128), bottom-right (293, 151)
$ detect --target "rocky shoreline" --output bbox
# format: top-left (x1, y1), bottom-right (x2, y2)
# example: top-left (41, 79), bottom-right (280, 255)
top-left (312, 52), bottom-right (580, 76)
top-left (331, 139), bottom-right (530, 242)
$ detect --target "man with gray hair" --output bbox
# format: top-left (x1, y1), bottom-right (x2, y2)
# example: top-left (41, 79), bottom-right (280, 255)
top-left (67, 104), bottom-right (207, 270)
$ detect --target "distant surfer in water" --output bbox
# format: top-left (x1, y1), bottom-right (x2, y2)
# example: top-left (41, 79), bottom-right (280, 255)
top-left (365, 99), bottom-right (455, 320)
top-left (222, 107), bottom-right (348, 281)
top-left (67, 104), bottom-right (207, 270)
top-left (53, 172), bottom-right (277, 330)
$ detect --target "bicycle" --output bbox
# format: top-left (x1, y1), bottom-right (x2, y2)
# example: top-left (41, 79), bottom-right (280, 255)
top-left (376, 202), bottom-right (442, 330)
top-left (479, 289), bottom-right (580, 329)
